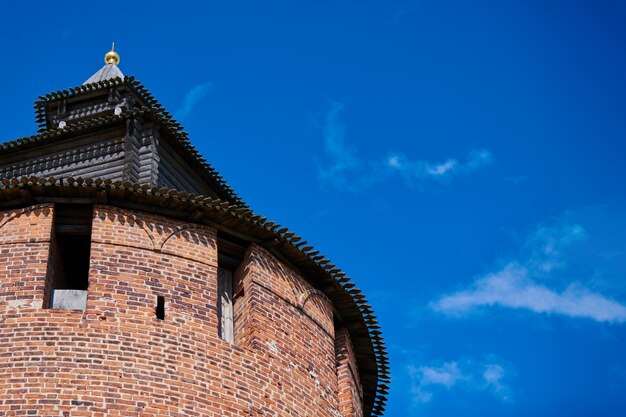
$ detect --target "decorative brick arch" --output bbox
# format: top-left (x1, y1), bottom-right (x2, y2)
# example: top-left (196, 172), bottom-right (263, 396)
top-left (0, 204), bottom-right (51, 232)
top-left (96, 205), bottom-right (156, 251)
top-left (297, 288), bottom-right (331, 310)
top-left (158, 224), bottom-right (214, 251)
top-left (297, 288), bottom-right (334, 336)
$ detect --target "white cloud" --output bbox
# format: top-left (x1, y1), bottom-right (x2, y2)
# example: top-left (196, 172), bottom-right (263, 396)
top-left (387, 154), bottom-right (401, 168)
top-left (409, 359), bottom-right (512, 404)
top-left (425, 159), bottom-right (458, 176)
top-left (175, 82), bottom-right (213, 120)
top-left (482, 364), bottom-right (511, 400)
top-left (431, 222), bottom-right (626, 323)
top-left (419, 362), bottom-right (463, 388)
top-left (317, 102), bottom-right (493, 192)
top-left (432, 263), bottom-right (626, 322)
top-left (387, 148), bottom-right (493, 183)
top-left (317, 101), bottom-right (366, 190)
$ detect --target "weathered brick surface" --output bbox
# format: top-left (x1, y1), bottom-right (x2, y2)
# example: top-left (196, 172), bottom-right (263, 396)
top-left (0, 204), bottom-right (53, 309)
top-left (0, 204), bottom-right (359, 416)
top-left (335, 328), bottom-right (363, 417)
top-left (234, 245), bottom-right (338, 413)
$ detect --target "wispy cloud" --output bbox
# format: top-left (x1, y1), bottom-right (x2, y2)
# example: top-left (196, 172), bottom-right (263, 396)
top-left (409, 358), bottom-right (512, 404)
top-left (431, 222), bottom-right (626, 323)
top-left (175, 82), bottom-right (213, 120)
top-left (432, 263), bottom-right (626, 322)
top-left (317, 102), bottom-right (369, 190)
top-left (317, 102), bottom-right (493, 192)
top-left (385, 147), bottom-right (493, 185)
top-left (483, 363), bottom-right (510, 398)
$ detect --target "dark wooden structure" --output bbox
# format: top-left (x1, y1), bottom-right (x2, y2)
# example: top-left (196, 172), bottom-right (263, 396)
top-left (1, 72), bottom-right (243, 205)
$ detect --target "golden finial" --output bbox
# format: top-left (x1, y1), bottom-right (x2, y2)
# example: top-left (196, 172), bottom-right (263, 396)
top-left (104, 42), bottom-right (120, 65)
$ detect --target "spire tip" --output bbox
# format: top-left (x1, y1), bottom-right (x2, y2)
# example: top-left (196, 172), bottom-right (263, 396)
top-left (104, 42), bottom-right (120, 65)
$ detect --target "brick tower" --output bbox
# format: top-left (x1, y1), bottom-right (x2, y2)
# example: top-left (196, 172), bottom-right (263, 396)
top-left (0, 46), bottom-right (389, 416)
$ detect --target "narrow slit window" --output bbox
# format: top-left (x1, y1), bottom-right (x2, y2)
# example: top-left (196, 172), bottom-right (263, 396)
top-left (218, 268), bottom-right (234, 343)
top-left (217, 231), bottom-right (246, 344)
top-left (46, 204), bottom-right (93, 310)
top-left (156, 296), bottom-right (165, 320)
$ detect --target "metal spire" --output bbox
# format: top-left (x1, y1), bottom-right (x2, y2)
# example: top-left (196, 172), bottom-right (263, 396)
top-left (83, 43), bottom-right (124, 85)
top-left (104, 42), bottom-right (120, 65)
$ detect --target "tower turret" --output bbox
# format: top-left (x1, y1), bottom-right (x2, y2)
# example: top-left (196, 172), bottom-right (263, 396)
top-left (0, 47), bottom-right (389, 417)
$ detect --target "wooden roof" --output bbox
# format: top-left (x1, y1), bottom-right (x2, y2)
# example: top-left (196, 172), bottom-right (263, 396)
top-left (83, 63), bottom-right (124, 85)
top-left (4, 76), bottom-right (246, 207)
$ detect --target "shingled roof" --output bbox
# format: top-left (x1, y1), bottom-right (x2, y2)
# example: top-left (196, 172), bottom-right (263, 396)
top-left (0, 54), bottom-right (390, 416)
top-left (4, 75), bottom-right (247, 207)
top-left (84, 42), bottom-right (124, 85)
top-left (84, 63), bottom-right (124, 85)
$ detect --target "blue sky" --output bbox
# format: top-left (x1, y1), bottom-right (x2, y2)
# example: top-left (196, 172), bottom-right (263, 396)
top-left (2, 1), bottom-right (626, 415)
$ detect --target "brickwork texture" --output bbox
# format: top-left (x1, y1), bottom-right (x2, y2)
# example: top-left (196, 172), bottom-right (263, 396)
top-left (0, 204), bottom-right (363, 416)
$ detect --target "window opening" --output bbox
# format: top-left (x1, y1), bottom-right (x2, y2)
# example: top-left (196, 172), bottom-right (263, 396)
top-left (217, 231), bottom-right (246, 343)
top-left (217, 268), bottom-right (233, 342)
top-left (46, 204), bottom-right (93, 310)
top-left (156, 296), bottom-right (165, 320)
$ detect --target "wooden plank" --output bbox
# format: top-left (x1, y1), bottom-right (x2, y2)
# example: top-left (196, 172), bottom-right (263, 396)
top-left (218, 267), bottom-right (234, 344)
top-left (157, 137), bottom-right (217, 196)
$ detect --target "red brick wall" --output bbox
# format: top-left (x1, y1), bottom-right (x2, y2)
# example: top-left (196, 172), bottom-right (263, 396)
top-left (0, 204), bottom-right (53, 309)
top-left (234, 245), bottom-right (338, 412)
top-left (0, 204), bottom-right (357, 416)
top-left (335, 328), bottom-right (364, 417)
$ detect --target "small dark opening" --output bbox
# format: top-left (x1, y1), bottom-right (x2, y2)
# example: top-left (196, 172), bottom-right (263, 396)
top-left (156, 296), bottom-right (165, 320)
